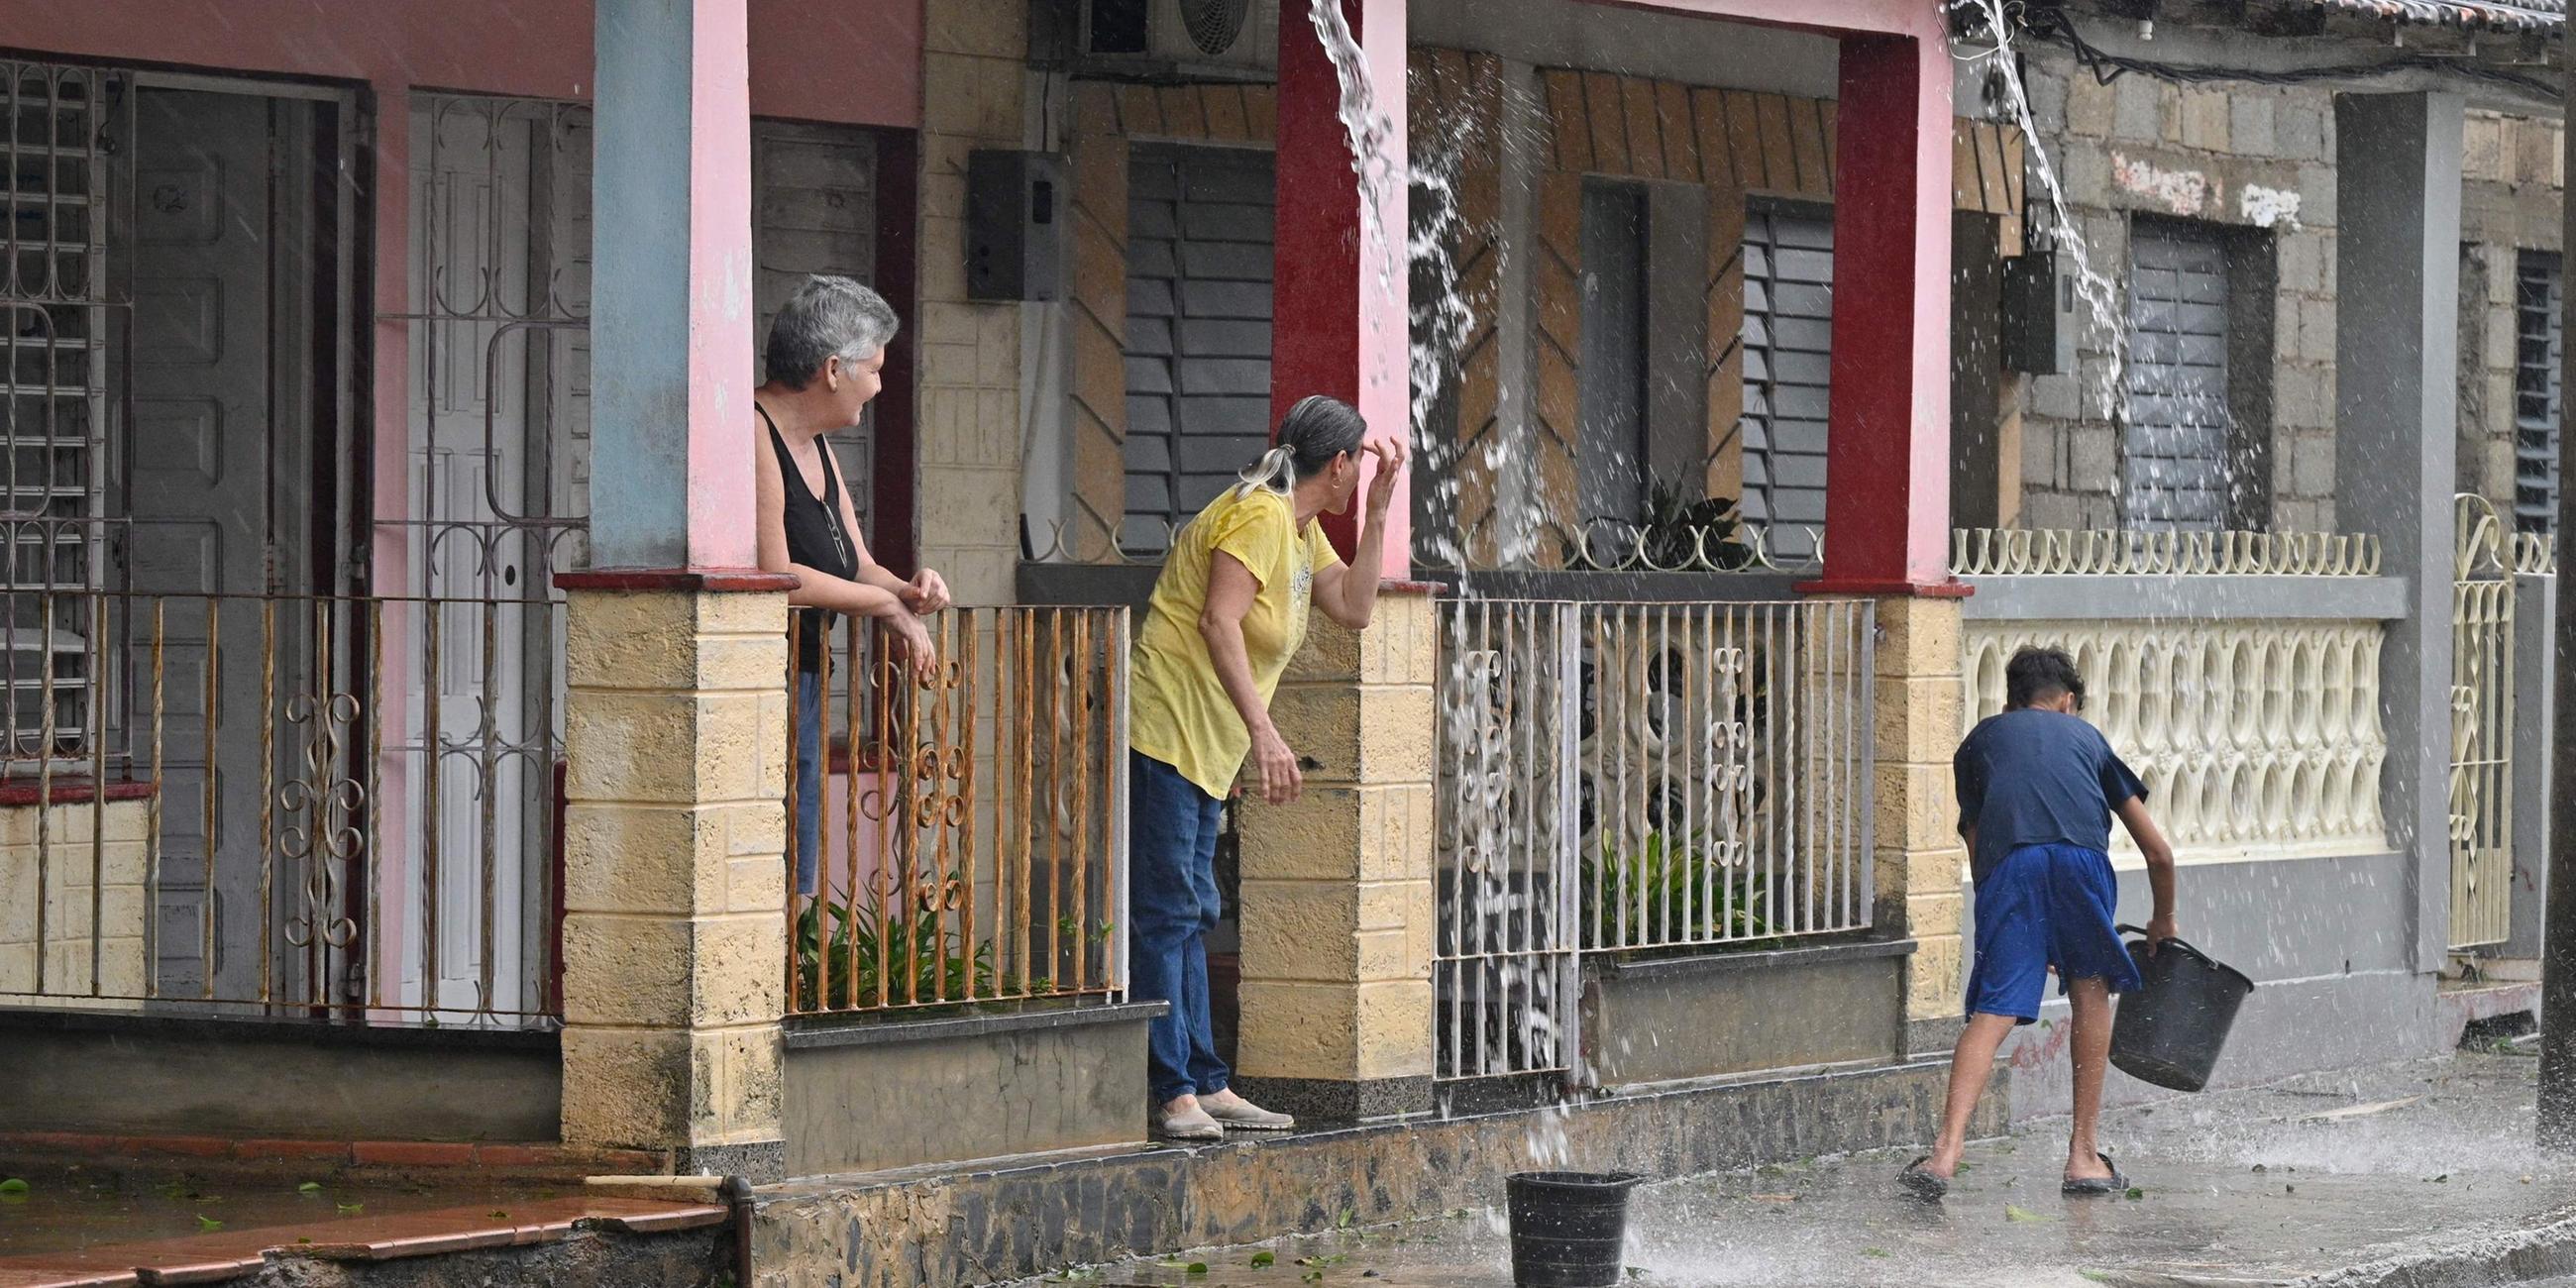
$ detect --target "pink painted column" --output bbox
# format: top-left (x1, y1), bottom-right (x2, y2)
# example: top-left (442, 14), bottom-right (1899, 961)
top-left (588, 0), bottom-right (759, 572)
top-left (1270, 0), bottom-right (1410, 580)
top-left (560, 0), bottom-right (793, 1179)
top-left (1805, 31), bottom-right (1959, 595)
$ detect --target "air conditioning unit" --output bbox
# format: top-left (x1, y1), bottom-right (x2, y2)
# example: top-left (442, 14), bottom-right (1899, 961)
top-left (1073, 0), bottom-right (1278, 80)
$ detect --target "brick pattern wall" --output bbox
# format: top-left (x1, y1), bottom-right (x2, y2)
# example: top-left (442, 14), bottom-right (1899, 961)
top-left (2014, 52), bottom-right (2340, 534)
top-left (915, 0), bottom-right (1031, 603)
top-left (1529, 72), bottom-right (1839, 540)
top-left (1062, 81), bottom-right (1280, 563)
top-left (1477, 63), bottom-right (2020, 561)
top-left (2457, 110), bottom-right (2566, 513)
top-left (0, 801), bottom-right (148, 1009)
top-left (1411, 51), bottom-right (1507, 565)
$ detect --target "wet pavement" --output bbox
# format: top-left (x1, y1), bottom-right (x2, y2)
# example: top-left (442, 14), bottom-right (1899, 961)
top-left (1040, 1048), bottom-right (2576, 1288)
top-left (0, 1160), bottom-right (552, 1257)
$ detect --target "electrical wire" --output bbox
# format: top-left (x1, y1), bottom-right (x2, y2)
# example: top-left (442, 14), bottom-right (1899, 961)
top-left (1996, 1), bottom-right (2563, 99)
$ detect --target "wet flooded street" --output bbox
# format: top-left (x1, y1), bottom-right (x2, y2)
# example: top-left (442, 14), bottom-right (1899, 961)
top-left (1061, 1050), bottom-right (2576, 1287)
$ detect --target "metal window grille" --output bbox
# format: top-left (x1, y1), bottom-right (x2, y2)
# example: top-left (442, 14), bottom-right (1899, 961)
top-left (3, 59), bottom-right (121, 765)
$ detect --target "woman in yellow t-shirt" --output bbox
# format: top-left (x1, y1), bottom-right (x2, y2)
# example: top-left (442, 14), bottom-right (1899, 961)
top-left (1127, 394), bottom-right (1407, 1140)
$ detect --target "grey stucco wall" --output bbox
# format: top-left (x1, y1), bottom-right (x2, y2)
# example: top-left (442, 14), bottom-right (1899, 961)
top-left (1981, 850), bottom-right (2435, 1119)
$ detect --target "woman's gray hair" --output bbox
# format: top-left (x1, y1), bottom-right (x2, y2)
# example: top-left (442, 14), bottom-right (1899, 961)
top-left (765, 274), bottom-right (900, 389)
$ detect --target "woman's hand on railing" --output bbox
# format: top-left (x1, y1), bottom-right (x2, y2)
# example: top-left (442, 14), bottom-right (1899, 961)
top-left (881, 611), bottom-right (940, 684)
top-left (1249, 723), bottom-right (1303, 805)
top-left (899, 567), bottom-right (952, 614)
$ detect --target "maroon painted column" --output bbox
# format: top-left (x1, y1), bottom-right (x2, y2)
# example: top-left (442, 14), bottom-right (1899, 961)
top-left (1234, 0), bottom-right (1438, 1126)
top-left (1803, 32), bottom-right (1961, 596)
top-left (1270, 0), bottom-right (1410, 578)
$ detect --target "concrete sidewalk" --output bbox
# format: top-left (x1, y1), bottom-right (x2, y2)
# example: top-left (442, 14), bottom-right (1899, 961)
top-left (1043, 1048), bottom-right (2576, 1288)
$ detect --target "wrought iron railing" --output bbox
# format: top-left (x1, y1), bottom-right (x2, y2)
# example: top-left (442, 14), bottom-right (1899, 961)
top-left (2450, 494), bottom-right (2517, 950)
top-left (784, 607), bottom-right (1129, 1019)
top-left (2, 588), bottom-right (563, 1024)
top-left (1433, 597), bottom-right (1875, 1082)
top-left (1950, 526), bottom-right (2383, 578)
top-left (1024, 512), bottom-right (1823, 577)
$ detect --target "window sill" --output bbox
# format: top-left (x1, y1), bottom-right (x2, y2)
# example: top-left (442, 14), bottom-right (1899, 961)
top-left (0, 777), bottom-right (156, 807)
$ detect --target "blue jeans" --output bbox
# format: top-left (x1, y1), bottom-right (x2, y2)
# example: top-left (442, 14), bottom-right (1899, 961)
top-left (793, 670), bottom-right (823, 896)
top-left (1128, 750), bottom-right (1230, 1104)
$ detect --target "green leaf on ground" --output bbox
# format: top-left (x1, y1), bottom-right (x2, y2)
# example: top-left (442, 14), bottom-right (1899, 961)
top-left (1250, 1251), bottom-right (1276, 1267)
top-left (297, 1182), bottom-right (324, 1195)
top-left (1863, 1247), bottom-right (1891, 1259)
top-left (1186, 1263), bottom-right (1209, 1275)
top-left (2004, 1204), bottom-right (2055, 1224)
top-left (298, 1236), bottom-right (313, 1244)
top-left (2125, 1187), bottom-right (2145, 1201)
top-left (0, 1179), bottom-right (27, 1196)
top-left (337, 1203), bottom-right (365, 1216)
top-left (196, 1215), bottom-right (224, 1233)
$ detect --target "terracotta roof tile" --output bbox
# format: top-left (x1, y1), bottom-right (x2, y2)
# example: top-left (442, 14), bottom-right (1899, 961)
top-left (2300, 0), bottom-right (2563, 31)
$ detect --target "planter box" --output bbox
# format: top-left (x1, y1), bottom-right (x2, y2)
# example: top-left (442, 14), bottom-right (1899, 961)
top-left (783, 1000), bottom-right (1164, 1177)
top-left (1578, 937), bottom-right (1911, 1089)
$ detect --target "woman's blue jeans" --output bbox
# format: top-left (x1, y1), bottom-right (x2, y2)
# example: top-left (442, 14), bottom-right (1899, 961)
top-left (1127, 750), bottom-right (1230, 1104)
top-left (793, 670), bottom-right (823, 896)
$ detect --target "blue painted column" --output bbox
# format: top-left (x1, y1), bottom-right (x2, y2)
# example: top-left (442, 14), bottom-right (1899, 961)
top-left (590, 0), bottom-right (759, 571)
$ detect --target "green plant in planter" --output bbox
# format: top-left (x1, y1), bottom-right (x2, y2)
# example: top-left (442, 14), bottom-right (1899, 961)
top-left (1579, 828), bottom-right (1779, 951)
top-left (1639, 478), bottom-right (1755, 572)
top-left (795, 889), bottom-right (996, 1010)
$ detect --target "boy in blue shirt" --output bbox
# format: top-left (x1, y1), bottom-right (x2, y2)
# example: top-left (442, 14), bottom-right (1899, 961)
top-left (1900, 646), bottom-right (2178, 1200)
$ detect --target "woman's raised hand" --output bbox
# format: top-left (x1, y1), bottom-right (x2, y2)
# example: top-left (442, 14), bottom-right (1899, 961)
top-left (1362, 435), bottom-right (1410, 518)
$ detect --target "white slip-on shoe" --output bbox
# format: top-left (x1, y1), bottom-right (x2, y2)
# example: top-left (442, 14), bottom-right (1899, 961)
top-left (1153, 1101), bottom-right (1225, 1141)
top-left (1200, 1089), bottom-right (1295, 1131)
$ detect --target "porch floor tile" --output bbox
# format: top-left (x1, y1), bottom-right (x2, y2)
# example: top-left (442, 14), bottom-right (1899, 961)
top-left (0, 1196), bottom-right (723, 1285)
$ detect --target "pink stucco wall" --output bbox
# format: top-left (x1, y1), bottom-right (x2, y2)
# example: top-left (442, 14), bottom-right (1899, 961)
top-left (0, 0), bottom-right (921, 126)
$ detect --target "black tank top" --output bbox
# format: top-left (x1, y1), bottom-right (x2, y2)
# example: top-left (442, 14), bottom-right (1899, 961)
top-left (762, 404), bottom-right (860, 673)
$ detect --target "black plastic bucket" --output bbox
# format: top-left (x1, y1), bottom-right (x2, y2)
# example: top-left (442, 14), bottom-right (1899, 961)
top-left (2108, 923), bottom-right (2255, 1093)
top-left (1504, 1171), bottom-right (1642, 1288)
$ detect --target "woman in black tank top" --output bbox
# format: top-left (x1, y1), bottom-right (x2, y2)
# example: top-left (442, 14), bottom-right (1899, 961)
top-left (753, 276), bottom-right (950, 897)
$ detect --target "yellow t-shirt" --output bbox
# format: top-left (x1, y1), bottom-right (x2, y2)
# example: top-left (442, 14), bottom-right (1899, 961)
top-left (1130, 486), bottom-right (1344, 800)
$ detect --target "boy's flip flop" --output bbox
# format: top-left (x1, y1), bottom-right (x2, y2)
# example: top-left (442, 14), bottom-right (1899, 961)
top-left (1897, 1156), bottom-right (1949, 1199)
top-left (2062, 1151), bottom-right (2131, 1196)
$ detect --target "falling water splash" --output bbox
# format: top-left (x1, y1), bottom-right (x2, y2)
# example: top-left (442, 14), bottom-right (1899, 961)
top-left (1951, 1), bottom-right (2132, 485)
top-left (1305, 0), bottom-right (1573, 1166)
top-left (1303, 0), bottom-right (1400, 295)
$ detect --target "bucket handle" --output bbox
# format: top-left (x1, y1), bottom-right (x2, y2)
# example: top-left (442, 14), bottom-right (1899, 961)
top-left (2116, 922), bottom-right (2216, 968)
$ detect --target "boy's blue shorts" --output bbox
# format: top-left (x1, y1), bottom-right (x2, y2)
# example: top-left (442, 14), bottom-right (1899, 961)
top-left (1967, 843), bottom-right (2143, 1023)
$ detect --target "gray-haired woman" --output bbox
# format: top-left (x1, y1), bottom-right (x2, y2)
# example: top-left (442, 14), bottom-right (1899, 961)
top-left (754, 274), bottom-right (950, 897)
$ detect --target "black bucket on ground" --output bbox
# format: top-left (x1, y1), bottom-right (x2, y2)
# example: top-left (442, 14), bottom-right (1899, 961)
top-left (1504, 1171), bottom-right (1643, 1288)
top-left (2108, 923), bottom-right (2255, 1093)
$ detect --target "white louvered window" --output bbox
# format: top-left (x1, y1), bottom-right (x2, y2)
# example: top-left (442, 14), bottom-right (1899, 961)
top-left (2122, 220), bottom-right (2234, 532)
top-left (2514, 252), bottom-right (2562, 536)
top-left (1740, 203), bottom-right (1833, 561)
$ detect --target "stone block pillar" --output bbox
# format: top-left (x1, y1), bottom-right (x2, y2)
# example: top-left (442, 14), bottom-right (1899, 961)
top-left (1874, 595), bottom-right (1969, 1029)
top-left (558, 579), bottom-right (793, 1177)
top-left (1232, 590), bottom-right (1439, 1122)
